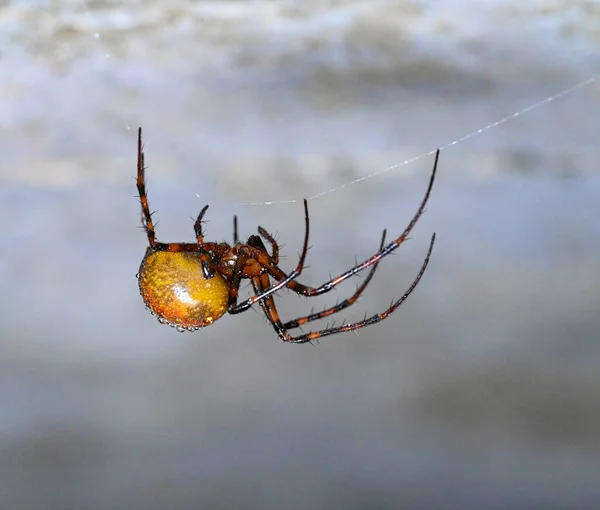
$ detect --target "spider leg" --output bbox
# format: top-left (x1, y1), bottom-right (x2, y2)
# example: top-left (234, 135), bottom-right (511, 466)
top-left (225, 254), bottom-right (249, 310)
top-left (258, 226), bottom-right (279, 264)
top-left (289, 233), bottom-right (435, 343)
top-left (193, 204), bottom-right (210, 244)
top-left (233, 215), bottom-right (239, 244)
top-left (136, 127), bottom-right (158, 249)
top-left (251, 273), bottom-right (297, 342)
top-left (192, 204), bottom-right (215, 279)
top-left (267, 149), bottom-right (439, 298)
top-left (283, 229), bottom-right (386, 330)
top-left (228, 199), bottom-right (310, 315)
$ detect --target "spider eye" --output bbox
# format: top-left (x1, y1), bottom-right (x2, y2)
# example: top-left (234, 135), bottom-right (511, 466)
top-left (138, 251), bottom-right (229, 329)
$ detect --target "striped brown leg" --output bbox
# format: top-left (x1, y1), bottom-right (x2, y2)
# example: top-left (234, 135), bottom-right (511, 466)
top-left (136, 127), bottom-right (157, 249)
top-left (193, 204), bottom-right (210, 244)
top-left (253, 233), bottom-right (434, 343)
top-left (258, 226), bottom-right (279, 264)
top-left (251, 274), bottom-right (295, 342)
top-left (137, 127), bottom-right (200, 253)
top-left (226, 254), bottom-right (249, 310)
top-left (287, 233), bottom-right (435, 343)
top-left (266, 149), bottom-right (439, 299)
top-left (193, 204), bottom-right (214, 278)
top-left (252, 234), bottom-right (435, 344)
top-left (282, 229), bottom-right (386, 330)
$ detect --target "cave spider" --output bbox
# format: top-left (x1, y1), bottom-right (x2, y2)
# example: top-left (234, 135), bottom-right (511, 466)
top-left (136, 127), bottom-right (438, 343)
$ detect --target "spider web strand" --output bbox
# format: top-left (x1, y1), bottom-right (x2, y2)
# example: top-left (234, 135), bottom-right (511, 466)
top-left (239, 74), bottom-right (599, 207)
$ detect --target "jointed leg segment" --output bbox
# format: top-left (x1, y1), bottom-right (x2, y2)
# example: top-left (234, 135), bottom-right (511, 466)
top-left (282, 229), bottom-right (387, 330)
top-left (265, 149), bottom-right (438, 301)
top-left (137, 127), bottom-right (157, 249)
top-left (253, 231), bottom-right (435, 343)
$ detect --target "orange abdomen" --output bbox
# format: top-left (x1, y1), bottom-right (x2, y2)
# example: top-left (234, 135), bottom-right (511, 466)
top-left (138, 251), bottom-right (229, 330)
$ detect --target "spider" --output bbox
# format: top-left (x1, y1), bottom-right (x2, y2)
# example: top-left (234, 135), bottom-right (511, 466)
top-left (136, 127), bottom-right (438, 343)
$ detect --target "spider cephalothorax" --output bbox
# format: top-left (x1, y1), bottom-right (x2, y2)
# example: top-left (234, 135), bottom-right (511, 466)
top-left (136, 127), bottom-right (438, 342)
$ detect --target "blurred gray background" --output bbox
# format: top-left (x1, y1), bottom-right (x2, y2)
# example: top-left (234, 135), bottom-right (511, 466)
top-left (1, 1), bottom-right (600, 508)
